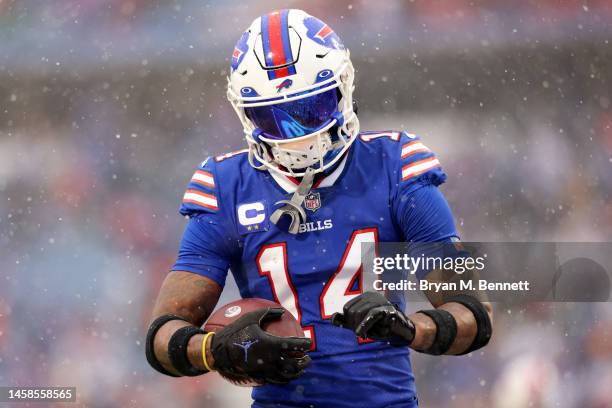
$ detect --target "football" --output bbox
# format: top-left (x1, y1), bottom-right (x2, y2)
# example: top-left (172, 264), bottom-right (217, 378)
top-left (203, 298), bottom-right (305, 386)
top-left (204, 298), bottom-right (304, 337)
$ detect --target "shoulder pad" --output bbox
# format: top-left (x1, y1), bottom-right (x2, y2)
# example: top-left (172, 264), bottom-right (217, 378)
top-left (359, 130), bottom-right (447, 187)
top-left (398, 131), bottom-right (446, 187)
top-left (180, 157), bottom-right (220, 216)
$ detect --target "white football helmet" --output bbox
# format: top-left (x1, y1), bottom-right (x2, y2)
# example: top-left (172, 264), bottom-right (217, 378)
top-left (227, 9), bottom-right (359, 177)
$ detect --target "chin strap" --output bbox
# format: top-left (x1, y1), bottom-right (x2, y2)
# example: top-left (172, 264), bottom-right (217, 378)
top-left (270, 167), bottom-right (315, 234)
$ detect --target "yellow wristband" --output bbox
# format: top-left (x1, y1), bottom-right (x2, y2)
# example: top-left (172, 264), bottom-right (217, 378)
top-left (202, 332), bottom-right (216, 372)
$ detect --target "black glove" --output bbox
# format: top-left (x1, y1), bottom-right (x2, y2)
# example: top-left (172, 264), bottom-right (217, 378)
top-left (331, 291), bottom-right (416, 344)
top-left (211, 307), bottom-right (312, 385)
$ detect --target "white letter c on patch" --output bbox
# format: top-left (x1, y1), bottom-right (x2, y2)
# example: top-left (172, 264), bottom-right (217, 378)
top-left (238, 202), bottom-right (265, 226)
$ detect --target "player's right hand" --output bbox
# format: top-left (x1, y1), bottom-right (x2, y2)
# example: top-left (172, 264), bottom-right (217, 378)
top-left (210, 308), bottom-right (312, 384)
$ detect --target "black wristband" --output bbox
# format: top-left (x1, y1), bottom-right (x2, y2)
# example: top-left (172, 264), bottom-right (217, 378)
top-left (445, 294), bottom-right (492, 355)
top-left (168, 326), bottom-right (207, 377)
top-left (145, 314), bottom-right (185, 377)
top-left (417, 309), bottom-right (457, 355)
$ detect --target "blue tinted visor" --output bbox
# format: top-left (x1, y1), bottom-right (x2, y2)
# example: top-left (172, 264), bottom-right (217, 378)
top-left (245, 88), bottom-right (338, 140)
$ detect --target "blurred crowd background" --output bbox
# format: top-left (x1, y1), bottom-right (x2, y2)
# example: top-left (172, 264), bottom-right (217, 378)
top-left (1, 1), bottom-right (611, 407)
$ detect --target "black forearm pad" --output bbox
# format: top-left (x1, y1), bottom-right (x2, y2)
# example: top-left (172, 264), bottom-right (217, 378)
top-left (146, 314), bottom-right (185, 377)
top-left (445, 294), bottom-right (492, 355)
top-left (168, 326), bottom-right (207, 377)
top-left (417, 309), bottom-right (457, 355)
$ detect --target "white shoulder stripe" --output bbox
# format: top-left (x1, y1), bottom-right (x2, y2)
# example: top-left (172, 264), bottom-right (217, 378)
top-left (191, 170), bottom-right (215, 187)
top-left (401, 141), bottom-right (429, 159)
top-left (183, 189), bottom-right (218, 210)
top-left (402, 157), bottom-right (440, 181)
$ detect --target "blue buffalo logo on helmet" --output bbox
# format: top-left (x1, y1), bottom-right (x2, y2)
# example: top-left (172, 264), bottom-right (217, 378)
top-left (231, 30), bottom-right (250, 71)
top-left (303, 16), bottom-right (344, 50)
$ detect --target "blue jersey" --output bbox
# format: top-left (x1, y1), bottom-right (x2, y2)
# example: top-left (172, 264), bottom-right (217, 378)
top-left (173, 131), bottom-right (458, 408)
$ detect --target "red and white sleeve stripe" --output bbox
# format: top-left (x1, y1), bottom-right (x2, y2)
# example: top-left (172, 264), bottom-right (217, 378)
top-left (182, 189), bottom-right (218, 210)
top-left (190, 170), bottom-right (215, 188)
top-left (401, 141), bottom-right (430, 159)
top-left (401, 157), bottom-right (441, 181)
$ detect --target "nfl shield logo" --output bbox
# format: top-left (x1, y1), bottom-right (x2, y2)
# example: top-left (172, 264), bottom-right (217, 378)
top-left (304, 192), bottom-right (321, 212)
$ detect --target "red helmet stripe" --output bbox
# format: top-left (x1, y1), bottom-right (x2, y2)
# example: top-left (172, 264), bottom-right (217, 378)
top-left (267, 12), bottom-right (290, 77)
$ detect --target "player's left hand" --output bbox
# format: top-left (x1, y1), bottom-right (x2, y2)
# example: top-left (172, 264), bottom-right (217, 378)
top-left (331, 291), bottom-right (416, 344)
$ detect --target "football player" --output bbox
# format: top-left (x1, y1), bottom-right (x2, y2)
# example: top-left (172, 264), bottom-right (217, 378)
top-left (146, 9), bottom-right (493, 408)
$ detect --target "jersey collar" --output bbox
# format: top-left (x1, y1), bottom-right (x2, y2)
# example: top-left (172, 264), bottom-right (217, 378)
top-left (268, 153), bottom-right (349, 194)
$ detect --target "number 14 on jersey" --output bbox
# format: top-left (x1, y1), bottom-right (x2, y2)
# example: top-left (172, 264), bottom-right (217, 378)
top-left (256, 228), bottom-right (378, 349)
